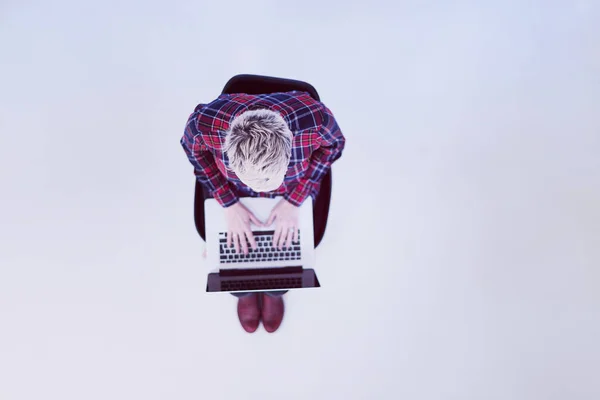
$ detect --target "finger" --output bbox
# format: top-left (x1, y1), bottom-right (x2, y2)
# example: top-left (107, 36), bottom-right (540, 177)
top-left (279, 228), bottom-right (287, 250)
top-left (246, 229), bottom-right (257, 251)
top-left (277, 226), bottom-right (288, 250)
top-left (237, 234), bottom-right (244, 255)
top-left (240, 231), bottom-right (249, 255)
top-left (286, 228), bottom-right (296, 249)
top-left (272, 226), bottom-right (281, 250)
top-left (227, 231), bottom-right (232, 248)
top-left (284, 228), bottom-right (293, 250)
top-left (294, 227), bottom-right (299, 243)
top-left (233, 233), bottom-right (240, 254)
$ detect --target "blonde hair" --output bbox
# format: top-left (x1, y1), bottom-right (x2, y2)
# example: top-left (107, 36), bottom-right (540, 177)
top-left (224, 109), bottom-right (293, 191)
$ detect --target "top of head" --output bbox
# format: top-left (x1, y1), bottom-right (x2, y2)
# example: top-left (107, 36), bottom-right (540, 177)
top-left (224, 109), bottom-right (293, 192)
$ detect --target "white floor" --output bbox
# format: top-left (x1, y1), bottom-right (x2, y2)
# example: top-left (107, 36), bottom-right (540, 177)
top-left (1, 1), bottom-right (599, 399)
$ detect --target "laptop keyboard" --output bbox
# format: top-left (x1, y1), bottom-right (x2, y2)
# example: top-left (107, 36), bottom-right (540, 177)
top-left (219, 230), bottom-right (302, 264)
top-left (221, 277), bottom-right (303, 291)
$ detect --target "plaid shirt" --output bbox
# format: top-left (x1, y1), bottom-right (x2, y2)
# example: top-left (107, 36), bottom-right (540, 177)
top-left (181, 91), bottom-right (345, 207)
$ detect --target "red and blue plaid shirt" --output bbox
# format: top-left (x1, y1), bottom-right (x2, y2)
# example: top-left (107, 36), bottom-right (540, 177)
top-left (181, 91), bottom-right (346, 207)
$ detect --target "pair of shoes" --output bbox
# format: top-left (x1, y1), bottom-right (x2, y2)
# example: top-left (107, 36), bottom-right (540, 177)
top-left (236, 293), bottom-right (285, 333)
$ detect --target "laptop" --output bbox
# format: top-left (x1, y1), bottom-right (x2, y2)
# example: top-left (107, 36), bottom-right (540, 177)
top-left (204, 196), bottom-right (321, 293)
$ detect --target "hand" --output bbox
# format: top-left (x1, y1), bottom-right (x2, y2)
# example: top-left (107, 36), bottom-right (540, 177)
top-left (224, 202), bottom-right (264, 255)
top-left (266, 198), bottom-right (300, 250)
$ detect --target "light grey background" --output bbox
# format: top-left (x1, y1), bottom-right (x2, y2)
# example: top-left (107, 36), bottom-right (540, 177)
top-left (1, 0), bottom-right (599, 399)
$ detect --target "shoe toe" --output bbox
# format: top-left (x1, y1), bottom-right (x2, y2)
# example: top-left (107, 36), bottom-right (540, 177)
top-left (242, 318), bottom-right (259, 333)
top-left (263, 320), bottom-right (280, 333)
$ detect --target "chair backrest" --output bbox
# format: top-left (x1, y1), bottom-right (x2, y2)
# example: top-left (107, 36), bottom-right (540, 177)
top-left (221, 74), bottom-right (320, 101)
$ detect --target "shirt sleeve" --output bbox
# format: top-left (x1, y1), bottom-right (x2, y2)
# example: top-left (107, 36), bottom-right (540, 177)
top-left (180, 111), bottom-right (239, 208)
top-left (283, 108), bottom-right (346, 207)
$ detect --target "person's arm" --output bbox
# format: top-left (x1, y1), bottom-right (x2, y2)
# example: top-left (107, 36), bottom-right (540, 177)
top-left (180, 112), bottom-right (239, 207)
top-left (283, 107), bottom-right (346, 207)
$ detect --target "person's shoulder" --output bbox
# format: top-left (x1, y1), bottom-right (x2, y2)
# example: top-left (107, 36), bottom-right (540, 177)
top-left (270, 91), bottom-right (330, 130)
top-left (192, 94), bottom-right (246, 132)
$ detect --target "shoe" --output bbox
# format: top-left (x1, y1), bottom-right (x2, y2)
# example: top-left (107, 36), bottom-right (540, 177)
top-left (261, 293), bottom-right (285, 333)
top-left (237, 293), bottom-right (260, 333)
